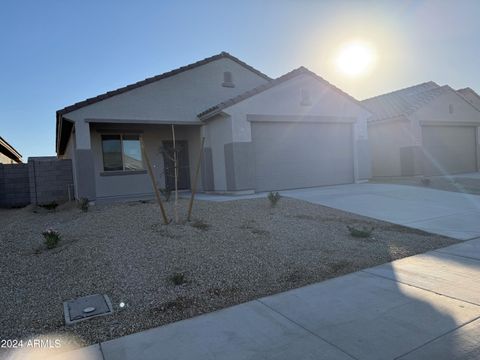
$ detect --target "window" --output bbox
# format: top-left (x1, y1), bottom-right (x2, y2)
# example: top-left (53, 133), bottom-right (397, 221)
top-left (101, 135), bottom-right (143, 171)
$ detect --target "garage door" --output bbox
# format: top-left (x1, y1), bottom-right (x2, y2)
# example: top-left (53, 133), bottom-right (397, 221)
top-left (252, 122), bottom-right (354, 191)
top-left (422, 126), bottom-right (477, 176)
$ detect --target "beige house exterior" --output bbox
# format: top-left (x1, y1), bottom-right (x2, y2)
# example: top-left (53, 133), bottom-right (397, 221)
top-left (0, 137), bottom-right (22, 164)
top-left (56, 52), bottom-right (372, 203)
top-left (363, 82), bottom-right (480, 177)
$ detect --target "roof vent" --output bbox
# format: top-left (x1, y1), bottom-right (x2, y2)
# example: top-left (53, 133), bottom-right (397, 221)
top-left (300, 89), bottom-right (312, 106)
top-left (449, 104), bottom-right (454, 114)
top-left (222, 71), bottom-right (235, 88)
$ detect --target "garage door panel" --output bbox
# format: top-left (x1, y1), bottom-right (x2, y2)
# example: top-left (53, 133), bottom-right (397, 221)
top-left (422, 126), bottom-right (477, 176)
top-left (252, 122), bottom-right (354, 191)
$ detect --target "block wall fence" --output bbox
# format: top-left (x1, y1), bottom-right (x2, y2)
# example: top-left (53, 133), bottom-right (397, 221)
top-left (0, 157), bottom-right (74, 208)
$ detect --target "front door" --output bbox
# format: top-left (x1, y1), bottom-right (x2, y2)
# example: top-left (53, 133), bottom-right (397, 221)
top-left (162, 140), bottom-right (191, 190)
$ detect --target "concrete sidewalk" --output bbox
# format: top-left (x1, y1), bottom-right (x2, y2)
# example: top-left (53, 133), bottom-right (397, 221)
top-left (281, 183), bottom-right (480, 240)
top-left (62, 239), bottom-right (480, 360)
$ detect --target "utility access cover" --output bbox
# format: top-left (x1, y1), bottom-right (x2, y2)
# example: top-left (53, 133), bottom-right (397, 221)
top-left (64, 294), bottom-right (113, 325)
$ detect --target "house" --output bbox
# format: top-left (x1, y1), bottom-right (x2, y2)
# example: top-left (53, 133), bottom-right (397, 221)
top-left (362, 82), bottom-right (480, 177)
top-left (56, 52), bottom-right (372, 203)
top-left (457, 87), bottom-right (480, 111)
top-left (0, 137), bottom-right (22, 164)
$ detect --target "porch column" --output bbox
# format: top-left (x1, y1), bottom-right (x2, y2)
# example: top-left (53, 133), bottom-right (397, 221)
top-left (74, 120), bottom-right (96, 201)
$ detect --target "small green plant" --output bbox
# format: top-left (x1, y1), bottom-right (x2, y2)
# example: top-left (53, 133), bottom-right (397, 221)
top-left (39, 201), bottom-right (58, 211)
top-left (42, 228), bottom-right (61, 249)
top-left (347, 225), bottom-right (374, 238)
top-left (169, 272), bottom-right (186, 286)
top-left (159, 188), bottom-right (172, 202)
top-left (191, 220), bottom-right (209, 231)
top-left (78, 197), bottom-right (89, 212)
top-left (267, 191), bottom-right (281, 207)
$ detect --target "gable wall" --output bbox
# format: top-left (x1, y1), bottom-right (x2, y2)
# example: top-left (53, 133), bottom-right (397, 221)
top-left (65, 57), bottom-right (269, 151)
top-left (65, 58), bottom-right (269, 125)
top-left (412, 89), bottom-right (480, 124)
top-left (225, 73), bottom-right (370, 143)
top-left (223, 74), bottom-right (372, 183)
top-left (368, 119), bottom-right (417, 177)
top-left (459, 89), bottom-right (480, 111)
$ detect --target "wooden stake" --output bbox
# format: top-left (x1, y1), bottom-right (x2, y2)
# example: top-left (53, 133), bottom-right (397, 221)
top-left (187, 137), bottom-right (205, 222)
top-left (171, 124), bottom-right (179, 224)
top-left (140, 138), bottom-right (170, 225)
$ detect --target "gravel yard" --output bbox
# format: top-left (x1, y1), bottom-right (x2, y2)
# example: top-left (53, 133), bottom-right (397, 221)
top-left (0, 196), bottom-right (458, 349)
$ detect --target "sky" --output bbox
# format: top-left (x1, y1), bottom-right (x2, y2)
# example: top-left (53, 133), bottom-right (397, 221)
top-left (1, 0), bottom-right (479, 159)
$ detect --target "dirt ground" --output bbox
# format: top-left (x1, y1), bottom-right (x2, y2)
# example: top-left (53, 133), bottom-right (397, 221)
top-left (0, 196), bottom-right (458, 350)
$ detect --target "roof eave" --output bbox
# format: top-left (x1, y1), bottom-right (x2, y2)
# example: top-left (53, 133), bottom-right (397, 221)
top-left (0, 137), bottom-right (22, 161)
top-left (55, 51), bottom-right (271, 119)
top-left (198, 109), bottom-right (229, 122)
top-left (198, 67), bottom-right (371, 120)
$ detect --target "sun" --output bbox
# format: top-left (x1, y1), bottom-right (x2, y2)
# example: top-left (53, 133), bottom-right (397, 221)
top-left (334, 40), bottom-right (377, 77)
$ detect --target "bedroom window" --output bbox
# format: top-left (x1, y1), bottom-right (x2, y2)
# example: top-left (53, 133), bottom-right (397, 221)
top-left (101, 135), bottom-right (143, 171)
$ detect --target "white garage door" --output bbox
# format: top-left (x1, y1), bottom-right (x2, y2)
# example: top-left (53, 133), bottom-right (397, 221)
top-left (422, 126), bottom-right (477, 176)
top-left (252, 122), bottom-right (354, 191)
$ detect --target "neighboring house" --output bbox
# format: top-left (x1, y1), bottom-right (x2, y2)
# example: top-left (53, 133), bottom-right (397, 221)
top-left (362, 82), bottom-right (480, 177)
top-left (56, 52), bottom-right (372, 203)
top-left (457, 87), bottom-right (480, 111)
top-left (0, 137), bottom-right (22, 164)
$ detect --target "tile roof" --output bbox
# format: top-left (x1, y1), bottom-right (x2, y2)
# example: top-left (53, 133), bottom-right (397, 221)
top-left (457, 87), bottom-right (480, 111)
top-left (361, 81), bottom-right (448, 122)
top-left (198, 66), bottom-right (369, 119)
top-left (56, 52), bottom-right (271, 118)
top-left (55, 51), bottom-right (271, 153)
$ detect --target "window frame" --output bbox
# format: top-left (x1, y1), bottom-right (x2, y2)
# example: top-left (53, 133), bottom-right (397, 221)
top-left (101, 134), bottom-right (144, 172)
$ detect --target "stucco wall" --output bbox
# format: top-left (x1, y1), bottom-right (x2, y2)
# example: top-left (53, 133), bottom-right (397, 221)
top-left (60, 57), bottom-right (268, 199)
top-left (226, 74), bottom-right (369, 142)
top-left (224, 73), bottom-right (372, 182)
top-left (368, 119), bottom-right (416, 177)
top-left (64, 57), bottom-right (268, 151)
top-left (412, 89), bottom-right (480, 125)
top-left (414, 89), bottom-right (480, 170)
top-left (90, 124), bottom-right (201, 202)
top-left (61, 128), bottom-right (78, 197)
top-left (0, 153), bottom-right (15, 164)
top-left (459, 89), bottom-right (480, 111)
top-left (203, 115), bottom-right (233, 192)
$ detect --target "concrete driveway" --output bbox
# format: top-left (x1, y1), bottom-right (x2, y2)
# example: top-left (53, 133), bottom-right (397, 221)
top-left (281, 183), bottom-right (480, 240)
top-left (454, 171), bottom-right (480, 180)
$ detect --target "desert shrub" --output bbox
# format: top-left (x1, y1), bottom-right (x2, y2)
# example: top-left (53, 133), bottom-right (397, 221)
top-left (42, 229), bottom-right (61, 249)
top-left (156, 296), bottom-right (194, 312)
top-left (169, 272), bottom-right (186, 286)
top-left (267, 191), bottom-right (281, 207)
top-left (159, 188), bottom-right (172, 202)
top-left (191, 220), bottom-right (209, 231)
top-left (420, 178), bottom-right (431, 186)
top-left (347, 225), bottom-right (374, 238)
top-left (78, 197), bottom-right (89, 212)
top-left (39, 201), bottom-right (58, 211)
